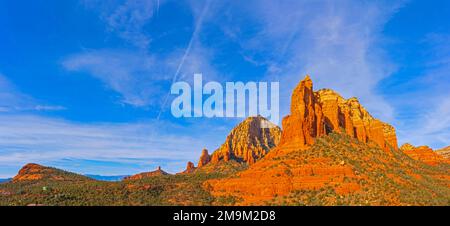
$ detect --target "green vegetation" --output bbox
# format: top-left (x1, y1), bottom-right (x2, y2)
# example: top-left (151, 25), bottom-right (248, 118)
top-left (268, 133), bottom-right (450, 206)
top-left (0, 134), bottom-right (448, 206)
top-left (0, 161), bottom-right (246, 206)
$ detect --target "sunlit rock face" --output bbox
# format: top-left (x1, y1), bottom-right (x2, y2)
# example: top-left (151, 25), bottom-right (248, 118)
top-left (315, 89), bottom-right (398, 151)
top-left (437, 146), bottom-right (450, 159)
top-left (205, 76), bottom-right (409, 205)
top-left (280, 75), bottom-right (325, 148)
top-left (280, 75), bottom-right (398, 151)
top-left (401, 143), bottom-right (450, 165)
top-left (197, 116), bottom-right (281, 166)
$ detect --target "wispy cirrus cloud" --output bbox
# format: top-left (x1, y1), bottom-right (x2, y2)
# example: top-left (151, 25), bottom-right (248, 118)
top-left (82, 0), bottom-right (163, 49)
top-left (392, 33), bottom-right (450, 148)
top-left (67, 0), bottom-right (219, 109)
top-left (212, 0), bottom-right (404, 122)
top-left (62, 49), bottom-right (169, 107)
top-left (0, 73), bottom-right (66, 112)
top-left (62, 43), bottom-right (220, 108)
top-left (0, 114), bottom-right (225, 177)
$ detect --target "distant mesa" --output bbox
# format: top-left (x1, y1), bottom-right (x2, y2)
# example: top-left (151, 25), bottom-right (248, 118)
top-left (84, 174), bottom-right (129, 182)
top-left (123, 166), bottom-right (169, 180)
top-left (400, 143), bottom-right (450, 165)
top-left (0, 178), bottom-right (11, 183)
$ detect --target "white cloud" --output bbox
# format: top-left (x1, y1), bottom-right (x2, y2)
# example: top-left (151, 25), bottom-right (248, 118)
top-left (397, 97), bottom-right (450, 148)
top-left (194, 1), bottom-right (403, 123)
top-left (62, 44), bottom-right (221, 108)
top-left (252, 1), bottom-right (403, 122)
top-left (393, 33), bottom-right (450, 148)
top-left (0, 73), bottom-right (65, 112)
top-left (68, 0), bottom-right (220, 109)
top-left (83, 0), bottom-right (163, 49)
top-left (0, 114), bottom-right (223, 176)
top-left (62, 49), bottom-right (171, 107)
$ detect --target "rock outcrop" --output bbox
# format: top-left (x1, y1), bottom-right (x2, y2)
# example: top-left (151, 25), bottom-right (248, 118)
top-left (315, 89), bottom-right (398, 150)
top-left (280, 76), bottom-right (325, 147)
top-left (400, 144), bottom-right (449, 165)
top-left (436, 146), bottom-right (450, 159)
top-left (13, 163), bottom-right (89, 182)
top-left (179, 161), bottom-right (196, 174)
top-left (198, 149), bottom-right (211, 167)
top-left (202, 116), bottom-right (281, 166)
top-left (124, 166), bottom-right (169, 180)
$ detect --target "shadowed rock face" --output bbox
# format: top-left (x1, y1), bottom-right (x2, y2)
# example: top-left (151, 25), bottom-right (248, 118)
top-left (202, 116), bottom-right (281, 166)
top-left (280, 76), bottom-right (398, 151)
top-left (401, 143), bottom-right (449, 165)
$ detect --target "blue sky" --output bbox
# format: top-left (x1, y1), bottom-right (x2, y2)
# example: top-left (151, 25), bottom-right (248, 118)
top-left (0, 0), bottom-right (449, 177)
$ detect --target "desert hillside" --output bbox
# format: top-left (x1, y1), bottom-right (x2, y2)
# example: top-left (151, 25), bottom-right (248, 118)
top-left (205, 76), bottom-right (450, 205)
top-left (1, 76), bottom-right (449, 206)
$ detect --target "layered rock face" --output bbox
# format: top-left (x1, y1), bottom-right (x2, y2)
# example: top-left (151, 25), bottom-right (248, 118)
top-left (205, 116), bottom-right (281, 165)
top-left (315, 89), bottom-right (398, 150)
top-left (280, 76), bottom-right (398, 150)
top-left (124, 166), bottom-right (169, 180)
top-left (400, 144), bottom-right (449, 165)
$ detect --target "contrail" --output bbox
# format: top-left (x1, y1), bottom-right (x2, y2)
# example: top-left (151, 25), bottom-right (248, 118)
top-left (156, 0), bottom-right (211, 120)
top-left (156, 0), bottom-right (160, 16)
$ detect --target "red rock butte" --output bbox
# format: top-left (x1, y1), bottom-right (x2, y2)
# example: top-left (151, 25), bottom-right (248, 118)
top-left (204, 75), bottom-right (415, 205)
top-left (280, 75), bottom-right (398, 151)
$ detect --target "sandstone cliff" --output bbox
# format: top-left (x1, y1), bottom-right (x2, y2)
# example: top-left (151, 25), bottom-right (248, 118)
top-left (280, 76), bottom-right (325, 147)
top-left (318, 90), bottom-right (398, 150)
top-left (400, 143), bottom-right (449, 165)
top-left (280, 76), bottom-right (398, 150)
